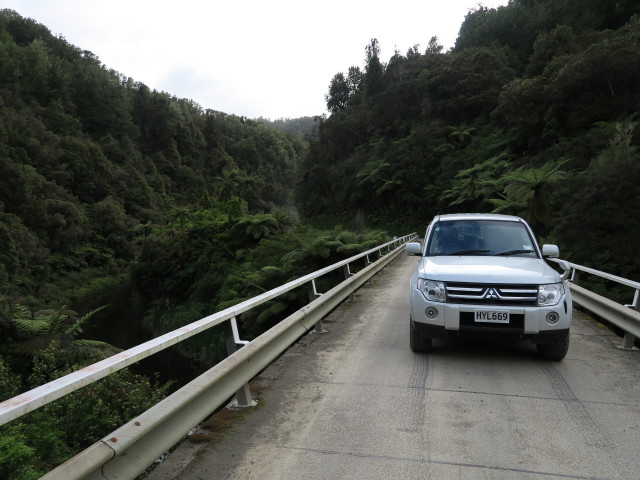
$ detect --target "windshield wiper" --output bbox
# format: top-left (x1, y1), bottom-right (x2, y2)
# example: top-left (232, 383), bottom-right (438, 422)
top-left (447, 249), bottom-right (490, 256)
top-left (495, 249), bottom-right (535, 256)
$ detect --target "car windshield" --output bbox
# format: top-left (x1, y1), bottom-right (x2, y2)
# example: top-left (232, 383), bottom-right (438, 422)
top-left (426, 219), bottom-right (538, 257)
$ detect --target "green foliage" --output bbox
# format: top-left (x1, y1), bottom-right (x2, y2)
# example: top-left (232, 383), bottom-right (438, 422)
top-left (0, 356), bottom-right (20, 400)
top-left (0, 317), bottom-right (172, 477)
top-left (0, 424), bottom-right (42, 480)
top-left (443, 153), bottom-right (510, 208)
top-left (136, 218), bottom-right (390, 358)
top-left (4, 300), bottom-right (118, 362)
top-left (364, 39), bottom-right (385, 98)
top-left (326, 72), bottom-right (351, 114)
top-left (257, 116), bottom-right (316, 137)
top-left (555, 121), bottom-right (640, 278)
top-left (4, 3), bottom-right (640, 473)
top-left (486, 158), bottom-right (569, 234)
top-left (298, 0), bottom-right (640, 285)
top-left (0, 10), bottom-right (307, 305)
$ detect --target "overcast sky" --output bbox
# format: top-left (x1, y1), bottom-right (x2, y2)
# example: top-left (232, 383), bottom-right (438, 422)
top-left (5, 0), bottom-right (508, 119)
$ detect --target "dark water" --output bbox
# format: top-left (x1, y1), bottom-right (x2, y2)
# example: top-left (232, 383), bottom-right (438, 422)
top-left (74, 279), bottom-right (205, 391)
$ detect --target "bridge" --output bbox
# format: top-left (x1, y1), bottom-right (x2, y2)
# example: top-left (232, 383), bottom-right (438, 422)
top-left (1, 235), bottom-right (640, 479)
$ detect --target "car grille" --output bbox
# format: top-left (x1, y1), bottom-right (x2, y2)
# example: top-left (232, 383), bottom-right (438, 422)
top-left (446, 283), bottom-right (538, 306)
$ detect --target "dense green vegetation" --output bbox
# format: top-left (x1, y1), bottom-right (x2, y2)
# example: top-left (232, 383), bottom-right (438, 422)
top-left (0, 9), bottom-right (392, 476)
top-left (305, 0), bottom-right (640, 284)
top-left (2, 0), bottom-right (640, 476)
top-left (0, 6), bottom-right (308, 304)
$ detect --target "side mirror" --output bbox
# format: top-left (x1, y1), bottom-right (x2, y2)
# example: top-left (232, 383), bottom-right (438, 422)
top-left (541, 244), bottom-right (559, 258)
top-left (405, 242), bottom-right (422, 256)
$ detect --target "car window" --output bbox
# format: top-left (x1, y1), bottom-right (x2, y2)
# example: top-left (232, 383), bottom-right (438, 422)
top-left (426, 220), bottom-right (537, 256)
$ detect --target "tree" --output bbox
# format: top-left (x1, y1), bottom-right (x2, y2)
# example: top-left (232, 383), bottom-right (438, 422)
top-left (213, 165), bottom-right (241, 200)
top-left (443, 154), bottom-right (510, 207)
top-left (425, 36), bottom-right (443, 55)
top-left (526, 25), bottom-right (577, 76)
top-left (167, 206), bottom-right (193, 228)
top-left (364, 38), bottom-right (385, 98)
top-left (5, 300), bottom-right (118, 363)
top-left (236, 213), bottom-right (285, 242)
top-left (346, 66), bottom-right (363, 94)
top-left (555, 121), bottom-right (640, 276)
top-left (431, 47), bottom-right (517, 122)
top-left (0, 221), bottom-right (19, 280)
top-left (487, 158), bottom-right (569, 234)
top-left (325, 72), bottom-right (350, 114)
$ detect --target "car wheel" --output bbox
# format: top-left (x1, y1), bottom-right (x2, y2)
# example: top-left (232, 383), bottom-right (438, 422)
top-left (410, 319), bottom-right (433, 353)
top-left (537, 331), bottom-right (570, 361)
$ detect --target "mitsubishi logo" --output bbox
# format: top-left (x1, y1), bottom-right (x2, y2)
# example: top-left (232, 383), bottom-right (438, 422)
top-left (484, 288), bottom-right (499, 300)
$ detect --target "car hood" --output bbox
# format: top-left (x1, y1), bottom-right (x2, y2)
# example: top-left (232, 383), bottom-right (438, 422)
top-left (417, 256), bottom-right (561, 284)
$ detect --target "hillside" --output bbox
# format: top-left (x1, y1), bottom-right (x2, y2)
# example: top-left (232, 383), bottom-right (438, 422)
top-left (0, 8), bottom-right (312, 307)
top-left (2, 3), bottom-right (640, 476)
top-left (298, 0), bottom-right (640, 282)
top-left (0, 10), bottom-right (378, 476)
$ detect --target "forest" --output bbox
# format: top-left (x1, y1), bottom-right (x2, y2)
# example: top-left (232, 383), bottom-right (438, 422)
top-left (308, 0), bottom-right (640, 281)
top-left (2, 0), bottom-right (640, 477)
top-left (0, 8), bottom-right (390, 477)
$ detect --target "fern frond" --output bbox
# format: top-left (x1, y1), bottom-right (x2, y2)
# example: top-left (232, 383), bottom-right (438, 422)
top-left (66, 305), bottom-right (109, 336)
top-left (13, 317), bottom-right (51, 336)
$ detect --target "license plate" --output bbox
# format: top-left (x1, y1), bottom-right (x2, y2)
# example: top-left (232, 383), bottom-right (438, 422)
top-left (475, 309), bottom-right (510, 323)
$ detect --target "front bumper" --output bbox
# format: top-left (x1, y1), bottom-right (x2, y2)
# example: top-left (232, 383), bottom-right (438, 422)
top-left (410, 287), bottom-right (572, 344)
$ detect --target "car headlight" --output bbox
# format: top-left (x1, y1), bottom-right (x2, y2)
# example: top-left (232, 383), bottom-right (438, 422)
top-left (418, 279), bottom-right (446, 302)
top-left (538, 283), bottom-right (564, 306)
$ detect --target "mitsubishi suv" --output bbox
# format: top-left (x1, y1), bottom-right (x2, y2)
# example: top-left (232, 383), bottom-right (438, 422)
top-left (405, 213), bottom-right (572, 360)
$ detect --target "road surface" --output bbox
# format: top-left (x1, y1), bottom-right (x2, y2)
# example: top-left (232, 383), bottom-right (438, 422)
top-left (149, 254), bottom-right (640, 480)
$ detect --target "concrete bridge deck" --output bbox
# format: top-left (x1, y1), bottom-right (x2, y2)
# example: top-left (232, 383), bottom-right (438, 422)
top-left (149, 254), bottom-right (640, 480)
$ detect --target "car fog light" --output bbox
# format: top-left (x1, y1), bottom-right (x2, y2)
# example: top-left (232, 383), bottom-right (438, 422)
top-left (425, 307), bottom-right (439, 319)
top-left (546, 312), bottom-right (559, 325)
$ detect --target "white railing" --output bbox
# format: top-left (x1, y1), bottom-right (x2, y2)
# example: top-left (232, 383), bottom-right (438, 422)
top-left (0, 233), bottom-right (417, 480)
top-left (550, 258), bottom-right (640, 349)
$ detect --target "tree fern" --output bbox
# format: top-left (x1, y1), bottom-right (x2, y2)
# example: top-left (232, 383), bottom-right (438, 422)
top-left (7, 302), bottom-right (118, 363)
top-left (12, 317), bottom-right (51, 336)
top-left (488, 158), bottom-right (569, 233)
top-left (443, 153), bottom-right (510, 206)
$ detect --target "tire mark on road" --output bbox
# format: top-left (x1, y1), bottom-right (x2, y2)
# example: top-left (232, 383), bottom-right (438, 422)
top-left (406, 352), bottom-right (432, 457)
top-left (538, 361), bottom-right (614, 449)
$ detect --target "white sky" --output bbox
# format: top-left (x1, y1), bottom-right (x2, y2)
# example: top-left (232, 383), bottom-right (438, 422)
top-left (4, 0), bottom-right (508, 119)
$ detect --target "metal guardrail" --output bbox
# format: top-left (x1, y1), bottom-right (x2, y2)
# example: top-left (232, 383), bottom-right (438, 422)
top-left (0, 233), bottom-right (416, 480)
top-left (549, 258), bottom-right (640, 349)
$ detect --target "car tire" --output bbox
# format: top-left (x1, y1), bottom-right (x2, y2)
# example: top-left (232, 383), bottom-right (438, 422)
top-left (537, 331), bottom-right (570, 361)
top-left (410, 320), bottom-right (433, 353)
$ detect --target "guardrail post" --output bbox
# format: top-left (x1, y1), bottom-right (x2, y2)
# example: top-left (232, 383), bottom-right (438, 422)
top-left (308, 280), bottom-right (326, 333)
top-left (343, 264), bottom-right (356, 302)
top-left (619, 332), bottom-right (637, 350)
top-left (571, 269), bottom-right (580, 283)
top-left (378, 248), bottom-right (386, 273)
top-left (620, 289), bottom-right (640, 350)
top-left (365, 254), bottom-right (374, 285)
top-left (224, 317), bottom-right (254, 406)
top-left (626, 289), bottom-right (640, 310)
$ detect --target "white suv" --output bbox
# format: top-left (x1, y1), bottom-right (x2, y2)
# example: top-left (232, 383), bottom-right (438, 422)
top-left (406, 213), bottom-right (572, 360)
